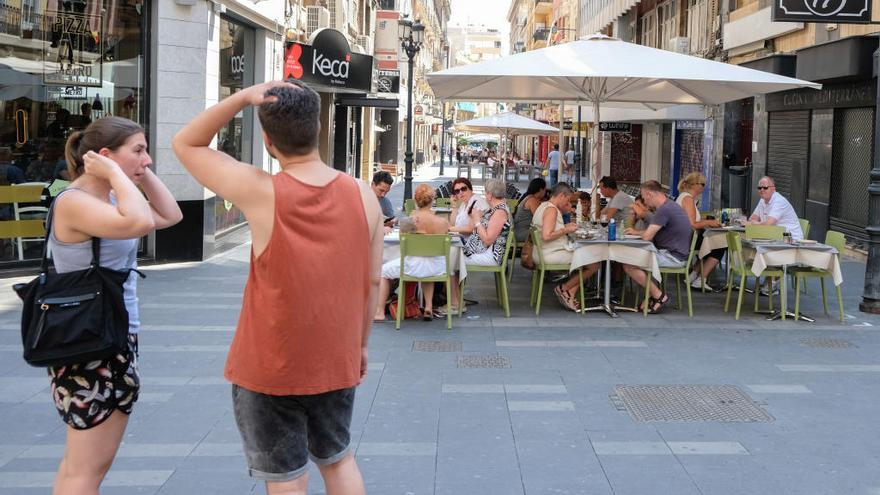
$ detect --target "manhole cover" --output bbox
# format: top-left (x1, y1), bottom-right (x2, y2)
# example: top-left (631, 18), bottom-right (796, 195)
top-left (801, 338), bottom-right (855, 348)
top-left (413, 341), bottom-right (463, 352)
top-left (456, 355), bottom-right (511, 368)
top-left (610, 385), bottom-right (774, 423)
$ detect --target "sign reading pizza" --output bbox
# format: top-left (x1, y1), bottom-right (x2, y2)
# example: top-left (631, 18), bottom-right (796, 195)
top-left (284, 28), bottom-right (373, 91)
top-left (42, 11), bottom-right (103, 87)
top-left (772, 0), bottom-right (871, 23)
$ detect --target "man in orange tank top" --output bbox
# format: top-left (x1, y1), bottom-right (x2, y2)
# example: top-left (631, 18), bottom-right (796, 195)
top-left (172, 81), bottom-right (383, 495)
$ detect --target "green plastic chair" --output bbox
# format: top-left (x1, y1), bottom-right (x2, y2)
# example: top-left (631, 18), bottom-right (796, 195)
top-left (529, 226), bottom-right (584, 315)
top-left (792, 230), bottom-right (845, 322)
top-left (799, 218), bottom-right (810, 240)
top-left (507, 236), bottom-right (525, 282)
top-left (724, 231), bottom-right (785, 320)
top-left (657, 231), bottom-right (699, 317)
top-left (404, 199), bottom-right (416, 216)
top-left (507, 199), bottom-right (519, 212)
top-left (459, 228), bottom-right (515, 317)
top-left (435, 197), bottom-right (452, 208)
top-left (397, 233), bottom-right (453, 330)
top-left (744, 224), bottom-right (784, 241)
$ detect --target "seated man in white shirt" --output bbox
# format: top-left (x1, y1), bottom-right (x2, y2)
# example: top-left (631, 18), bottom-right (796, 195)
top-left (746, 176), bottom-right (804, 241)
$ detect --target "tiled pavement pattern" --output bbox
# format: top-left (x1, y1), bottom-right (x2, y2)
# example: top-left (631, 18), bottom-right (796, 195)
top-left (0, 163), bottom-right (879, 494)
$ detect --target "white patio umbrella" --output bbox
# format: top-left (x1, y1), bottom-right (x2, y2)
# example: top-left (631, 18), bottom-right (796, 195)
top-left (427, 34), bottom-right (821, 200)
top-left (455, 111), bottom-right (559, 177)
top-left (461, 133), bottom-right (499, 143)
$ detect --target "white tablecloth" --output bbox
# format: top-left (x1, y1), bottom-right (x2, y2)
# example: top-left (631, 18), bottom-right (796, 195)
top-left (745, 241), bottom-right (843, 286)
top-left (383, 234), bottom-right (468, 281)
top-left (569, 239), bottom-right (661, 282)
top-left (698, 227), bottom-right (741, 259)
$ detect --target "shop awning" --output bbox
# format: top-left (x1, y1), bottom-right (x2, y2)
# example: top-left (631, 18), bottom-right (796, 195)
top-left (335, 96), bottom-right (400, 108)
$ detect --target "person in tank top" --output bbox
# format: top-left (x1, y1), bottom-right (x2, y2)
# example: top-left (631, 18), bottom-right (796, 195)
top-left (49, 117), bottom-right (182, 494)
top-left (173, 80), bottom-right (382, 494)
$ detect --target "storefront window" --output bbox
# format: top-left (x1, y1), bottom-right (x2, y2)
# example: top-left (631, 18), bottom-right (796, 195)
top-left (215, 15), bottom-right (254, 234)
top-left (0, 0), bottom-right (148, 263)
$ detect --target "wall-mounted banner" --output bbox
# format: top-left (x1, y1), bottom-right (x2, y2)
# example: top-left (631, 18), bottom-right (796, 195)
top-left (284, 28), bottom-right (373, 92)
top-left (599, 122), bottom-right (631, 132)
top-left (772, 0), bottom-right (871, 23)
top-left (42, 11), bottom-right (103, 87)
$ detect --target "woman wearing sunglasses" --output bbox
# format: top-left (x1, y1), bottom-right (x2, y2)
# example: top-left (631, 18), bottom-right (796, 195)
top-left (676, 172), bottom-right (723, 290)
top-left (448, 177), bottom-right (489, 236)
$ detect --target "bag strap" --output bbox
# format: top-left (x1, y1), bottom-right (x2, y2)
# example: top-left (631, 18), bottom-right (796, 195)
top-left (39, 189), bottom-right (102, 278)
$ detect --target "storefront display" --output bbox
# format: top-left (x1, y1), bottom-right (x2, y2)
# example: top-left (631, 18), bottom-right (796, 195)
top-left (0, 0), bottom-right (148, 264)
top-left (215, 15), bottom-right (254, 234)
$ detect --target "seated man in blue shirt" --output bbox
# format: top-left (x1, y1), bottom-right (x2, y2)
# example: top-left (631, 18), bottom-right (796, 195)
top-left (371, 171), bottom-right (396, 232)
top-left (622, 180), bottom-right (693, 313)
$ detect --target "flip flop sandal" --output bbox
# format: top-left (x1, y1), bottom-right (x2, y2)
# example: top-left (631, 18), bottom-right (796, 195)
top-left (555, 286), bottom-right (580, 312)
top-left (648, 292), bottom-right (670, 314)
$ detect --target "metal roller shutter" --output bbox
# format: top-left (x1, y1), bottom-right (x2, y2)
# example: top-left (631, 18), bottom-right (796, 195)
top-left (831, 107), bottom-right (874, 244)
top-left (767, 110), bottom-right (810, 200)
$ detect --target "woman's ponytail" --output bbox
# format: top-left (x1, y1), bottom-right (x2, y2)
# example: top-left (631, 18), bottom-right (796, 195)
top-left (64, 131), bottom-right (85, 180)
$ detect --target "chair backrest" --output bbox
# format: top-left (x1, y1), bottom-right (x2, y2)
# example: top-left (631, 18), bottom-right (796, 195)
top-left (744, 224), bottom-right (784, 240)
top-left (400, 233), bottom-right (451, 258)
top-left (499, 227), bottom-right (515, 271)
top-left (0, 184), bottom-right (47, 240)
top-left (435, 197), bottom-right (451, 208)
top-left (685, 230), bottom-right (699, 267)
top-left (530, 226), bottom-right (548, 267)
top-left (799, 218), bottom-right (810, 239)
top-left (825, 230), bottom-right (846, 253)
top-left (506, 199), bottom-right (518, 213)
top-left (726, 231), bottom-right (746, 272)
top-left (404, 199), bottom-right (416, 216)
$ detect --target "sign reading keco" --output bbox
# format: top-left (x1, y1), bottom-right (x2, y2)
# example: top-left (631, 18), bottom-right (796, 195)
top-left (283, 28), bottom-right (373, 92)
top-left (772, 0), bottom-right (872, 23)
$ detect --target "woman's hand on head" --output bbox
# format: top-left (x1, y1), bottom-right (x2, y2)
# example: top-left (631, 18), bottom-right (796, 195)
top-left (82, 151), bottom-right (123, 181)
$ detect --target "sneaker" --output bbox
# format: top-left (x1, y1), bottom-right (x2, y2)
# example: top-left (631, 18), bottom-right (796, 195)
top-left (690, 278), bottom-right (714, 291)
top-left (435, 304), bottom-right (466, 315)
top-left (759, 286), bottom-right (780, 296)
top-left (687, 271), bottom-right (698, 284)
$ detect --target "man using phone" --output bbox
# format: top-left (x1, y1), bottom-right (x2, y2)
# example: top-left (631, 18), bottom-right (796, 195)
top-left (372, 170), bottom-right (397, 228)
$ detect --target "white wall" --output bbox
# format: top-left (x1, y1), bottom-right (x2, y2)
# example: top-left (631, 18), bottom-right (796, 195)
top-left (641, 123), bottom-right (661, 182)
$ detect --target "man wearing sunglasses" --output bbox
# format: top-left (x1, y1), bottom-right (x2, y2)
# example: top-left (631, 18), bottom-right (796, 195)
top-left (746, 176), bottom-right (803, 241)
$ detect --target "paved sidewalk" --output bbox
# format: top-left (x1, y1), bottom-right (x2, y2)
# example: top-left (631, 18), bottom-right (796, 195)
top-left (1, 165), bottom-right (880, 494)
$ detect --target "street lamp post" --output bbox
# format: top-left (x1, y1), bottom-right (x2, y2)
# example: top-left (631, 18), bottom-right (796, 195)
top-left (398, 16), bottom-right (424, 205)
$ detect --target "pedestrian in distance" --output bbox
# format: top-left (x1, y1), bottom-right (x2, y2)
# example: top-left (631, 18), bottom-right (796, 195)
top-left (49, 117), bottom-right (182, 494)
top-left (172, 80), bottom-right (382, 495)
top-left (545, 143), bottom-right (560, 188)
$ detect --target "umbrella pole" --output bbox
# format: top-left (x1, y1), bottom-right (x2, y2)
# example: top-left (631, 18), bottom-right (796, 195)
top-left (592, 99), bottom-right (601, 220)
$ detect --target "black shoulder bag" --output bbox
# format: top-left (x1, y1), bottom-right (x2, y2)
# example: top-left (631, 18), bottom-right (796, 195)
top-left (12, 206), bottom-right (144, 367)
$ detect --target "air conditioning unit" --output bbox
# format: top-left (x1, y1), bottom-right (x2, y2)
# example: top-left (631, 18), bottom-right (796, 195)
top-left (358, 35), bottom-right (373, 55)
top-left (671, 36), bottom-right (690, 54)
top-left (328, 0), bottom-right (347, 31)
top-left (306, 6), bottom-right (329, 37)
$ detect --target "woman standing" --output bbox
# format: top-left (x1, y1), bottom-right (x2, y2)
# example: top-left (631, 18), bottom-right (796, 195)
top-left (513, 177), bottom-right (547, 243)
top-left (676, 172), bottom-right (723, 290)
top-left (49, 117), bottom-right (182, 494)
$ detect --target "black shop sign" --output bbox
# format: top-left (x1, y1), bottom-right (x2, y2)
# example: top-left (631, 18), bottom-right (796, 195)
top-left (599, 122), bottom-right (631, 132)
top-left (772, 0), bottom-right (871, 23)
top-left (284, 28), bottom-right (373, 92)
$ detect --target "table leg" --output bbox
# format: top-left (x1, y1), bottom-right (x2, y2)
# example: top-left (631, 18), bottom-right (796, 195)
top-left (581, 259), bottom-right (621, 317)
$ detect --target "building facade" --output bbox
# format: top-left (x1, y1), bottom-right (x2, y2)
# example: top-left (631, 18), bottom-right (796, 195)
top-left (0, 0), bottom-right (434, 270)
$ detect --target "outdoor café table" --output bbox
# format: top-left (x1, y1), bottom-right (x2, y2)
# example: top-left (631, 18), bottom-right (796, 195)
top-left (699, 226), bottom-right (743, 259)
top-left (569, 238), bottom-right (661, 318)
top-left (383, 232), bottom-right (468, 282)
top-left (743, 239), bottom-right (842, 322)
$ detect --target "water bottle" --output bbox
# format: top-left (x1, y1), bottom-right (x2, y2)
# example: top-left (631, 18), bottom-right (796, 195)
top-left (721, 210), bottom-right (729, 227)
top-left (608, 218), bottom-right (617, 241)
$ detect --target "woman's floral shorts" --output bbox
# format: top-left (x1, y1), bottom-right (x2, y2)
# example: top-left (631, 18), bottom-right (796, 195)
top-left (47, 334), bottom-right (140, 430)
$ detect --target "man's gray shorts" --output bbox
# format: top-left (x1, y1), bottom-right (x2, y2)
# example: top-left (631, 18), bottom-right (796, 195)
top-left (656, 249), bottom-right (686, 268)
top-left (232, 384), bottom-right (356, 481)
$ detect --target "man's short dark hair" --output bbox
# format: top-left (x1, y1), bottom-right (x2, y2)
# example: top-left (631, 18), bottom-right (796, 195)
top-left (553, 144), bottom-right (559, 150)
top-left (599, 176), bottom-right (617, 190)
top-left (372, 171), bottom-right (393, 186)
top-left (641, 180), bottom-right (665, 194)
top-left (258, 82), bottom-right (321, 156)
top-left (550, 182), bottom-right (573, 197)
